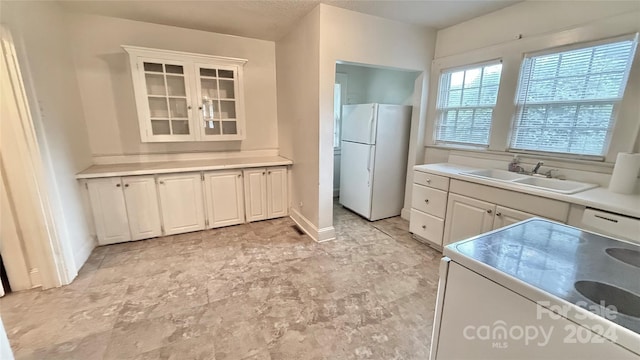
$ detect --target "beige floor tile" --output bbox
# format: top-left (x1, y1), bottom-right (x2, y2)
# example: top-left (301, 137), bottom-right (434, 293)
top-left (1, 203), bottom-right (440, 359)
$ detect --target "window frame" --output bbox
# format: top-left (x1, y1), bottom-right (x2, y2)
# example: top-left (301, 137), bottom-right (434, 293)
top-left (434, 59), bottom-right (504, 148)
top-left (507, 34), bottom-right (639, 160)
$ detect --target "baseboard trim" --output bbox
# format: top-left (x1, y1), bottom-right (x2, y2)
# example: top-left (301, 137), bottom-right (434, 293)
top-left (401, 207), bottom-right (411, 221)
top-left (92, 149), bottom-right (280, 165)
top-left (29, 269), bottom-right (41, 288)
top-left (290, 209), bottom-right (336, 242)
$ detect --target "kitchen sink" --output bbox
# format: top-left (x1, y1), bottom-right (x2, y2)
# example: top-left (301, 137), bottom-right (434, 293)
top-left (512, 176), bottom-right (598, 194)
top-left (464, 169), bottom-right (529, 181)
top-left (574, 280), bottom-right (640, 318)
top-left (606, 248), bottom-right (640, 268)
top-left (462, 168), bottom-right (598, 194)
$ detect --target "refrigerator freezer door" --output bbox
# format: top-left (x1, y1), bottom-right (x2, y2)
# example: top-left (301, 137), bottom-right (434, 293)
top-left (341, 103), bottom-right (378, 145)
top-left (339, 141), bottom-right (375, 219)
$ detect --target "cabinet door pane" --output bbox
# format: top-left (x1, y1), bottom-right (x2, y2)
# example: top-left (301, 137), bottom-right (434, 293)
top-left (220, 100), bottom-right (236, 119)
top-left (205, 121), bottom-right (221, 135)
top-left (166, 76), bottom-right (186, 96)
top-left (142, 60), bottom-right (191, 137)
top-left (218, 69), bottom-right (234, 79)
top-left (151, 120), bottom-right (171, 135)
top-left (218, 79), bottom-right (235, 99)
top-left (169, 98), bottom-right (188, 118)
top-left (145, 74), bottom-right (166, 95)
top-left (221, 121), bottom-right (237, 135)
top-left (172, 120), bottom-right (190, 134)
top-left (148, 97), bottom-right (168, 117)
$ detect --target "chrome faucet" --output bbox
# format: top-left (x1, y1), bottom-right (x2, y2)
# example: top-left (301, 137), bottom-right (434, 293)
top-left (532, 161), bottom-right (544, 175)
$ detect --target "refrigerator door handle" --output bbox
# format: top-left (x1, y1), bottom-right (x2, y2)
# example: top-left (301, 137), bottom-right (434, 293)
top-left (366, 146), bottom-right (373, 172)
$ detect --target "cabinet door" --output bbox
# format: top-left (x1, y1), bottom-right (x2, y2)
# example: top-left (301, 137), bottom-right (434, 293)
top-left (157, 173), bottom-right (205, 235)
top-left (204, 171), bottom-right (245, 228)
top-left (267, 167), bottom-right (288, 219)
top-left (122, 176), bottom-right (162, 240)
top-left (87, 178), bottom-right (130, 245)
top-left (243, 168), bottom-right (267, 222)
top-left (194, 63), bottom-right (245, 141)
top-left (135, 58), bottom-right (195, 142)
top-left (493, 206), bottom-right (537, 230)
top-left (443, 193), bottom-right (495, 246)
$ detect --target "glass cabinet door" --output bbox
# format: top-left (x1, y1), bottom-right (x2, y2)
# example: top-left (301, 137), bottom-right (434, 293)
top-left (196, 65), bottom-right (239, 137)
top-left (141, 61), bottom-right (192, 137)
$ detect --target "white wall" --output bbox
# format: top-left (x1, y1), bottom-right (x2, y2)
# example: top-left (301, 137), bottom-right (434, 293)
top-left (336, 63), bottom-right (419, 105)
top-left (276, 7), bottom-right (322, 239)
top-left (319, 5), bottom-right (437, 230)
top-left (425, 1), bottom-right (640, 173)
top-left (66, 13), bottom-right (279, 160)
top-left (2, 2), bottom-right (95, 280)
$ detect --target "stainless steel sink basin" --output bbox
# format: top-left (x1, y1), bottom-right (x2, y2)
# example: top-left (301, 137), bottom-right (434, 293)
top-left (606, 248), bottom-right (640, 268)
top-left (574, 280), bottom-right (640, 318)
top-left (512, 176), bottom-right (598, 194)
top-left (464, 169), bottom-right (528, 181)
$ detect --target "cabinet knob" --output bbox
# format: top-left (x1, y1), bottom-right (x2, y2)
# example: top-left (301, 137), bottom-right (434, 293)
top-left (421, 225), bottom-right (426, 229)
top-left (238, 174), bottom-right (241, 178)
top-left (487, 209), bottom-right (493, 214)
top-left (124, 184), bottom-right (129, 188)
top-left (268, 171), bottom-right (271, 174)
top-left (424, 199), bottom-right (429, 204)
top-left (198, 106), bottom-right (203, 110)
top-left (262, 172), bottom-right (266, 175)
top-left (496, 212), bottom-right (502, 217)
top-left (116, 183), bottom-right (121, 187)
top-left (187, 105), bottom-right (192, 110)
top-left (426, 179), bottom-right (431, 183)
top-left (159, 181), bottom-right (165, 185)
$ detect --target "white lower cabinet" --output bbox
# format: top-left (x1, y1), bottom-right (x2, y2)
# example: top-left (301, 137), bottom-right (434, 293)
top-left (266, 167), bottom-right (288, 219)
top-left (85, 166), bottom-right (289, 244)
top-left (243, 168), bottom-right (268, 222)
top-left (123, 176), bottom-right (162, 240)
top-left (157, 173), bottom-right (205, 235)
top-left (243, 167), bottom-right (289, 222)
top-left (87, 177), bottom-right (131, 245)
top-left (492, 205), bottom-right (536, 230)
top-left (443, 194), bottom-right (539, 246)
top-left (443, 193), bottom-right (495, 246)
top-left (204, 170), bottom-right (245, 228)
top-left (87, 176), bottom-right (161, 245)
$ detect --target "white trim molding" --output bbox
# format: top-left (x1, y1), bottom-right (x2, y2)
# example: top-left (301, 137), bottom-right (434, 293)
top-left (290, 209), bottom-right (336, 242)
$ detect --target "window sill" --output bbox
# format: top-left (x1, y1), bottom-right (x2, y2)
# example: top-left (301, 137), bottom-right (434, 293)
top-left (425, 144), bottom-right (615, 172)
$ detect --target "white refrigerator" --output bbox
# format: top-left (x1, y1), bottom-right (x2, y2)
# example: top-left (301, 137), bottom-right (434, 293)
top-left (339, 103), bottom-right (412, 221)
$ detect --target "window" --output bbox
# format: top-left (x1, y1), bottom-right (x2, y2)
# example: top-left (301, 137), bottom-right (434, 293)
top-left (511, 37), bottom-right (638, 157)
top-left (435, 62), bottom-right (503, 146)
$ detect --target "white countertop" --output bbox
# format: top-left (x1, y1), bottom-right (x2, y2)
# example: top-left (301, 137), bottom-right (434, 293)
top-left (414, 163), bottom-right (640, 218)
top-left (76, 156), bottom-right (293, 179)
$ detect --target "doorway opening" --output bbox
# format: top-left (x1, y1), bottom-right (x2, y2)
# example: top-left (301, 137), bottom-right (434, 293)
top-left (332, 61), bottom-right (422, 229)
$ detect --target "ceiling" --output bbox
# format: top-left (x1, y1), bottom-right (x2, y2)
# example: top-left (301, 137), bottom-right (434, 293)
top-left (60, 0), bottom-right (523, 41)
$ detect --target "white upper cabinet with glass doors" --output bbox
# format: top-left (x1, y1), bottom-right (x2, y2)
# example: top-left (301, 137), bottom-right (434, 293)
top-left (123, 46), bottom-right (247, 142)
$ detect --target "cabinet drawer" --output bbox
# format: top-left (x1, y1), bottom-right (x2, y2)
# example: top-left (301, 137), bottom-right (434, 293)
top-left (410, 209), bottom-right (444, 246)
top-left (412, 184), bottom-right (447, 218)
top-left (414, 171), bottom-right (449, 191)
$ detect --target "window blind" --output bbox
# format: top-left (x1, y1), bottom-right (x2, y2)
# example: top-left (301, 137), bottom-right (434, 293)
top-left (511, 37), bottom-right (637, 157)
top-left (435, 62), bottom-right (503, 146)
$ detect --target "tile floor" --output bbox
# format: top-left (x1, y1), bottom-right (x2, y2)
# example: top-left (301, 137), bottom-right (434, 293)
top-left (0, 205), bottom-right (442, 359)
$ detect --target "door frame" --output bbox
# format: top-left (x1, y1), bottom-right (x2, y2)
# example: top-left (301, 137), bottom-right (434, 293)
top-left (1, 25), bottom-right (68, 288)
